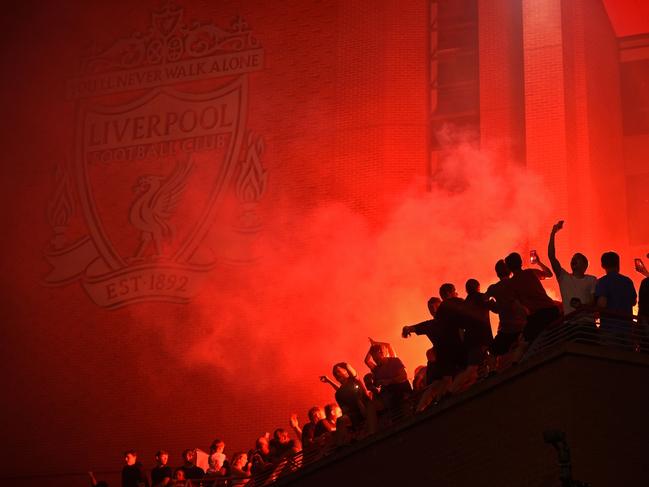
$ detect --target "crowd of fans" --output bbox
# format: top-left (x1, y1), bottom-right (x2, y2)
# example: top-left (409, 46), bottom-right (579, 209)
top-left (102, 221), bottom-right (648, 487)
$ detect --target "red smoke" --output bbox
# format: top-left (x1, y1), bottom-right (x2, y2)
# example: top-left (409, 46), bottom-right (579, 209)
top-left (4, 2), bottom-right (647, 484)
top-left (152, 132), bottom-right (556, 452)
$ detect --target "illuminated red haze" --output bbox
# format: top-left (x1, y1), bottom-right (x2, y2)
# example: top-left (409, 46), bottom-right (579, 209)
top-left (162, 136), bottom-right (555, 448)
top-left (2, 1), bottom-right (647, 481)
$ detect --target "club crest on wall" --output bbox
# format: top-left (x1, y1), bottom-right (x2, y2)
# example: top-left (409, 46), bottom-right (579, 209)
top-left (44, 1), bottom-right (267, 309)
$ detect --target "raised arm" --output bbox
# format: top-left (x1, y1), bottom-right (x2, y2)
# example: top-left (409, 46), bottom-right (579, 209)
top-left (289, 413), bottom-right (302, 438)
top-left (534, 257), bottom-right (553, 279)
top-left (548, 220), bottom-right (564, 277)
top-left (319, 375), bottom-right (339, 391)
top-left (635, 258), bottom-right (649, 278)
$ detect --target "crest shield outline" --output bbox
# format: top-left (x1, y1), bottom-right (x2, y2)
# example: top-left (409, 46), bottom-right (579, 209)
top-left (45, 4), bottom-right (266, 309)
top-left (75, 78), bottom-right (247, 271)
top-left (48, 78), bottom-right (249, 308)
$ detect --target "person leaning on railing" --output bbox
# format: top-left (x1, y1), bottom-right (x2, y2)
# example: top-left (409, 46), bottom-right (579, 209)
top-left (150, 450), bottom-right (172, 487)
top-left (289, 407), bottom-right (325, 452)
top-left (504, 252), bottom-right (557, 344)
top-left (595, 251), bottom-right (637, 347)
top-left (249, 435), bottom-right (273, 477)
top-left (228, 452), bottom-right (252, 485)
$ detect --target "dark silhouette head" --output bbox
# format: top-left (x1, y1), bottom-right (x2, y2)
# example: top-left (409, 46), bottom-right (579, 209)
top-left (256, 436), bottom-right (270, 455)
top-left (495, 259), bottom-right (510, 279)
top-left (231, 452), bottom-right (248, 470)
top-left (465, 279), bottom-right (480, 295)
top-left (427, 296), bottom-right (442, 316)
top-left (123, 450), bottom-right (137, 465)
top-left (155, 450), bottom-right (169, 465)
top-left (368, 342), bottom-right (390, 367)
top-left (505, 252), bottom-right (523, 272)
top-left (324, 403), bottom-right (341, 421)
top-left (601, 251), bottom-right (620, 273)
top-left (209, 440), bottom-right (224, 454)
top-left (273, 428), bottom-right (290, 444)
top-left (332, 362), bottom-right (357, 383)
top-left (308, 406), bottom-right (325, 424)
top-left (570, 253), bottom-right (588, 276)
top-left (439, 283), bottom-right (457, 301)
top-left (182, 449), bottom-right (194, 464)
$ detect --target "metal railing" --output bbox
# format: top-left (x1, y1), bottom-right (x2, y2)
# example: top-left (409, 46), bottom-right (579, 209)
top-left (524, 308), bottom-right (648, 360)
top-left (180, 477), bottom-right (255, 486)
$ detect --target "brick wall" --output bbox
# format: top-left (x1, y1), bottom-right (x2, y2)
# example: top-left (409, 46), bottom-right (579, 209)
top-left (478, 0), bottom-right (526, 167)
top-left (521, 0), bottom-right (570, 249)
top-left (0, 1), bottom-right (428, 484)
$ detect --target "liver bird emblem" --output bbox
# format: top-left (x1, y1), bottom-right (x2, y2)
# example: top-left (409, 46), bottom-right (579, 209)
top-left (129, 159), bottom-right (193, 260)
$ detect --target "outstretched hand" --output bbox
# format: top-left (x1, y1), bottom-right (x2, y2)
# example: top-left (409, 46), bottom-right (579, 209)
top-left (289, 413), bottom-right (299, 429)
top-left (551, 220), bottom-right (564, 233)
top-left (401, 326), bottom-right (411, 338)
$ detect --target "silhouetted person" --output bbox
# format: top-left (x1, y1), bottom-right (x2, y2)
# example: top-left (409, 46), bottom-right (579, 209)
top-left (365, 341), bottom-right (412, 409)
top-left (313, 403), bottom-right (341, 440)
top-left (505, 252), bottom-right (558, 343)
top-left (151, 450), bottom-right (172, 487)
top-left (179, 449), bottom-right (204, 481)
top-left (291, 407), bottom-right (325, 451)
top-left (122, 450), bottom-right (148, 487)
top-left (435, 283), bottom-right (473, 369)
top-left (595, 251), bottom-right (637, 342)
top-left (413, 297), bottom-right (443, 386)
top-left (249, 436), bottom-right (273, 476)
top-left (486, 260), bottom-right (527, 355)
top-left (463, 278), bottom-right (494, 365)
top-left (330, 362), bottom-right (370, 429)
top-left (402, 295), bottom-right (464, 383)
top-left (269, 428), bottom-right (300, 463)
top-left (548, 221), bottom-right (596, 316)
top-left (403, 295), bottom-right (458, 411)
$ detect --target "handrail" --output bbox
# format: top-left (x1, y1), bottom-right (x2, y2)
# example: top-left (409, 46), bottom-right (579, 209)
top-left (524, 307), bottom-right (646, 361)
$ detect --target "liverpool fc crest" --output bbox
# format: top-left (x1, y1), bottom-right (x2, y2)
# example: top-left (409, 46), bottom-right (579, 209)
top-left (44, 1), bottom-right (266, 308)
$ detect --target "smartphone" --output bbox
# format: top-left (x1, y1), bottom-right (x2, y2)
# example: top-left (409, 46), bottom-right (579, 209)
top-left (530, 249), bottom-right (538, 264)
top-left (635, 258), bottom-right (646, 272)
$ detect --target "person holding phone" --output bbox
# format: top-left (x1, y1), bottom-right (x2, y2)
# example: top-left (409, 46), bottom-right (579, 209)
top-left (504, 252), bottom-right (557, 343)
top-left (547, 220), bottom-right (597, 317)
